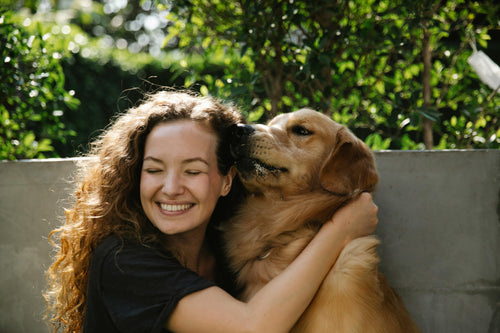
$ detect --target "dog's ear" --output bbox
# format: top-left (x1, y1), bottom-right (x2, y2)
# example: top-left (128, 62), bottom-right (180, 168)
top-left (319, 128), bottom-right (379, 195)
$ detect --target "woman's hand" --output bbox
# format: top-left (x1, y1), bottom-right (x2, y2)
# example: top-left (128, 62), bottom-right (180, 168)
top-left (329, 192), bottom-right (378, 245)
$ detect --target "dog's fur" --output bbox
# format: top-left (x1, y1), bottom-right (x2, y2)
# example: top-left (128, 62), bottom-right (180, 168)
top-left (223, 109), bottom-right (420, 332)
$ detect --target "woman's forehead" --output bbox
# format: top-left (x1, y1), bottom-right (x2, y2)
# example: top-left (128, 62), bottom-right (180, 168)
top-left (144, 120), bottom-right (218, 160)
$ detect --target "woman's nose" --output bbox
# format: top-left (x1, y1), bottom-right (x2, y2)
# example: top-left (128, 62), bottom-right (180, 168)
top-left (161, 172), bottom-right (184, 196)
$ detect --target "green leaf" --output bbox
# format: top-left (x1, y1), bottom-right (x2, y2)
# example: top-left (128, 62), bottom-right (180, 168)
top-left (365, 133), bottom-right (391, 150)
top-left (23, 132), bottom-right (36, 147)
top-left (417, 106), bottom-right (440, 122)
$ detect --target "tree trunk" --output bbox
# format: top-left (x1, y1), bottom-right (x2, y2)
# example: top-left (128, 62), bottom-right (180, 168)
top-left (422, 28), bottom-right (433, 149)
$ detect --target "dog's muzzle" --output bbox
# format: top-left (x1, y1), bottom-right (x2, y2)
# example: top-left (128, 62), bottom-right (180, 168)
top-left (229, 123), bottom-right (288, 178)
top-left (229, 123), bottom-right (255, 159)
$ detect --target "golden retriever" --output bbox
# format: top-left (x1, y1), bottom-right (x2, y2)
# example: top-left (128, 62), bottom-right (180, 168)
top-left (223, 109), bottom-right (421, 332)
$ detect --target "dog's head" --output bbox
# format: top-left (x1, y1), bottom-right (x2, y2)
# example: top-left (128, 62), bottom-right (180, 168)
top-left (230, 108), bottom-right (378, 198)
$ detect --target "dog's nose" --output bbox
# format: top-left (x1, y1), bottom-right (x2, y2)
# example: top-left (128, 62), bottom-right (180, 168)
top-left (229, 123), bottom-right (254, 158)
top-left (230, 123), bottom-right (255, 140)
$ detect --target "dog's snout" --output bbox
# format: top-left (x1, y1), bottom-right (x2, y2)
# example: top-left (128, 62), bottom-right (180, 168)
top-left (231, 123), bottom-right (255, 139)
top-left (229, 123), bottom-right (254, 158)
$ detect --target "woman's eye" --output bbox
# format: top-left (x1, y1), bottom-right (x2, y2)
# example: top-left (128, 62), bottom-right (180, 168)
top-left (145, 169), bottom-right (162, 174)
top-left (186, 170), bottom-right (201, 175)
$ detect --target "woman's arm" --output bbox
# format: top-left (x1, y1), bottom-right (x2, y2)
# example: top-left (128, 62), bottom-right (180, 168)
top-left (167, 192), bottom-right (378, 333)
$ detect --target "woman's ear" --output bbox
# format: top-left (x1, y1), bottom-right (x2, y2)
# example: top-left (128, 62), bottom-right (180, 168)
top-left (221, 166), bottom-right (237, 197)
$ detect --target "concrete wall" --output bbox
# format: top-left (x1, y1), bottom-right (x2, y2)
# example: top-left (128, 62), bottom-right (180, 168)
top-left (0, 151), bottom-right (499, 333)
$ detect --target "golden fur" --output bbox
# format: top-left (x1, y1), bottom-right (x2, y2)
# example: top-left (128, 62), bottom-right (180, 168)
top-left (224, 109), bottom-right (421, 332)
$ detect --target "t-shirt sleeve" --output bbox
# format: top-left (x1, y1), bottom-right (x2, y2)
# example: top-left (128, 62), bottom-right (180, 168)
top-left (99, 239), bottom-right (215, 333)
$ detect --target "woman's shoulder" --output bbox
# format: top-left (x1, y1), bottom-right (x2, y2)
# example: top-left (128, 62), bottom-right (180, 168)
top-left (92, 235), bottom-right (215, 295)
top-left (94, 234), bottom-right (123, 253)
top-left (93, 234), bottom-right (176, 270)
top-left (93, 234), bottom-right (133, 259)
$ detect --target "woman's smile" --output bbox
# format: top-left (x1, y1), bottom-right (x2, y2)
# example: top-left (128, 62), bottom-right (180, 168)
top-left (158, 202), bottom-right (195, 213)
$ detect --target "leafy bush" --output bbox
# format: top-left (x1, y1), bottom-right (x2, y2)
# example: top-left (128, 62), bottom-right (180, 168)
top-left (0, 11), bottom-right (80, 160)
top-left (2, 9), bottom-right (195, 157)
top-left (59, 53), bottom-right (190, 155)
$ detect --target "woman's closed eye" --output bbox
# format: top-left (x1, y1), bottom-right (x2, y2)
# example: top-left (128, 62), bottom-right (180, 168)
top-left (185, 169), bottom-right (202, 176)
top-left (144, 168), bottom-right (163, 174)
top-left (184, 159), bottom-right (209, 175)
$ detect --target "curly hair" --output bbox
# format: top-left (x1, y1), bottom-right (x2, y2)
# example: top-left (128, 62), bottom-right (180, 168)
top-left (44, 90), bottom-right (245, 333)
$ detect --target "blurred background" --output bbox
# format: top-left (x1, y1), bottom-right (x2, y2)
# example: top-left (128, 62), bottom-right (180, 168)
top-left (1, 0), bottom-right (499, 159)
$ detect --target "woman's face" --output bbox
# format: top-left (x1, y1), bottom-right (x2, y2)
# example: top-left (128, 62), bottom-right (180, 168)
top-left (140, 120), bottom-right (233, 237)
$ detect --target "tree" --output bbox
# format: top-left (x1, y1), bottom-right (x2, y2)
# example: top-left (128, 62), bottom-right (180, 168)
top-left (165, 0), bottom-right (500, 149)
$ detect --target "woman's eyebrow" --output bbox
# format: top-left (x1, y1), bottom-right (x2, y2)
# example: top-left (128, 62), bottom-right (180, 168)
top-left (143, 156), bottom-right (209, 165)
top-left (143, 156), bottom-right (162, 163)
top-left (183, 157), bottom-right (209, 166)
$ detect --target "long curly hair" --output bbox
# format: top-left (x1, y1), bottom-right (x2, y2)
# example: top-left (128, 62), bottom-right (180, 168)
top-left (44, 90), bottom-right (245, 333)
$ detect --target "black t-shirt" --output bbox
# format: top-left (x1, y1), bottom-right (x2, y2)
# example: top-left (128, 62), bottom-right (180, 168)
top-left (83, 235), bottom-right (218, 333)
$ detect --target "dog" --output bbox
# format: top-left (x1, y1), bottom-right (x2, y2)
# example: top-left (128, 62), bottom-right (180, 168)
top-left (223, 108), bottom-right (421, 332)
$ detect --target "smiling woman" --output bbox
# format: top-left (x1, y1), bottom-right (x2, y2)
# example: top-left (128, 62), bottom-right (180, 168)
top-left (44, 90), bottom-right (245, 332)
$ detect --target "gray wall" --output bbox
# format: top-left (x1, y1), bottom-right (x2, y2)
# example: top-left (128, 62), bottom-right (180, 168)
top-left (0, 151), bottom-right (499, 333)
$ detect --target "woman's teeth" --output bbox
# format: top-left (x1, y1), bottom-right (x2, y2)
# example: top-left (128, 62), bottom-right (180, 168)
top-left (160, 203), bottom-right (192, 212)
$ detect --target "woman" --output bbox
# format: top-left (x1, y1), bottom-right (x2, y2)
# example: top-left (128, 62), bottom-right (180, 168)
top-left (45, 90), bottom-right (378, 333)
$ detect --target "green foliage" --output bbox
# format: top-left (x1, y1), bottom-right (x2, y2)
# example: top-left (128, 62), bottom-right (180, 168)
top-left (0, 11), bottom-right (80, 160)
top-left (3, 0), bottom-right (499, 159)
top-left (6, 8), bottom-right (196, 157)
top-left (58, 53), bottom-right (191, 155)
top-left (166, 0), bottom-right (500, 149)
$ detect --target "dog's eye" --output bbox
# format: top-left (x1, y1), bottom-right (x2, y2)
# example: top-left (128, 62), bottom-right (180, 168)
top-left (291, 125), bottom-right (313, 136)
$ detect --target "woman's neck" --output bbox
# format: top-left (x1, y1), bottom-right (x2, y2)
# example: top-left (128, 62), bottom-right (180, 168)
top-left (164, 225), bottom-right (215, 280)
